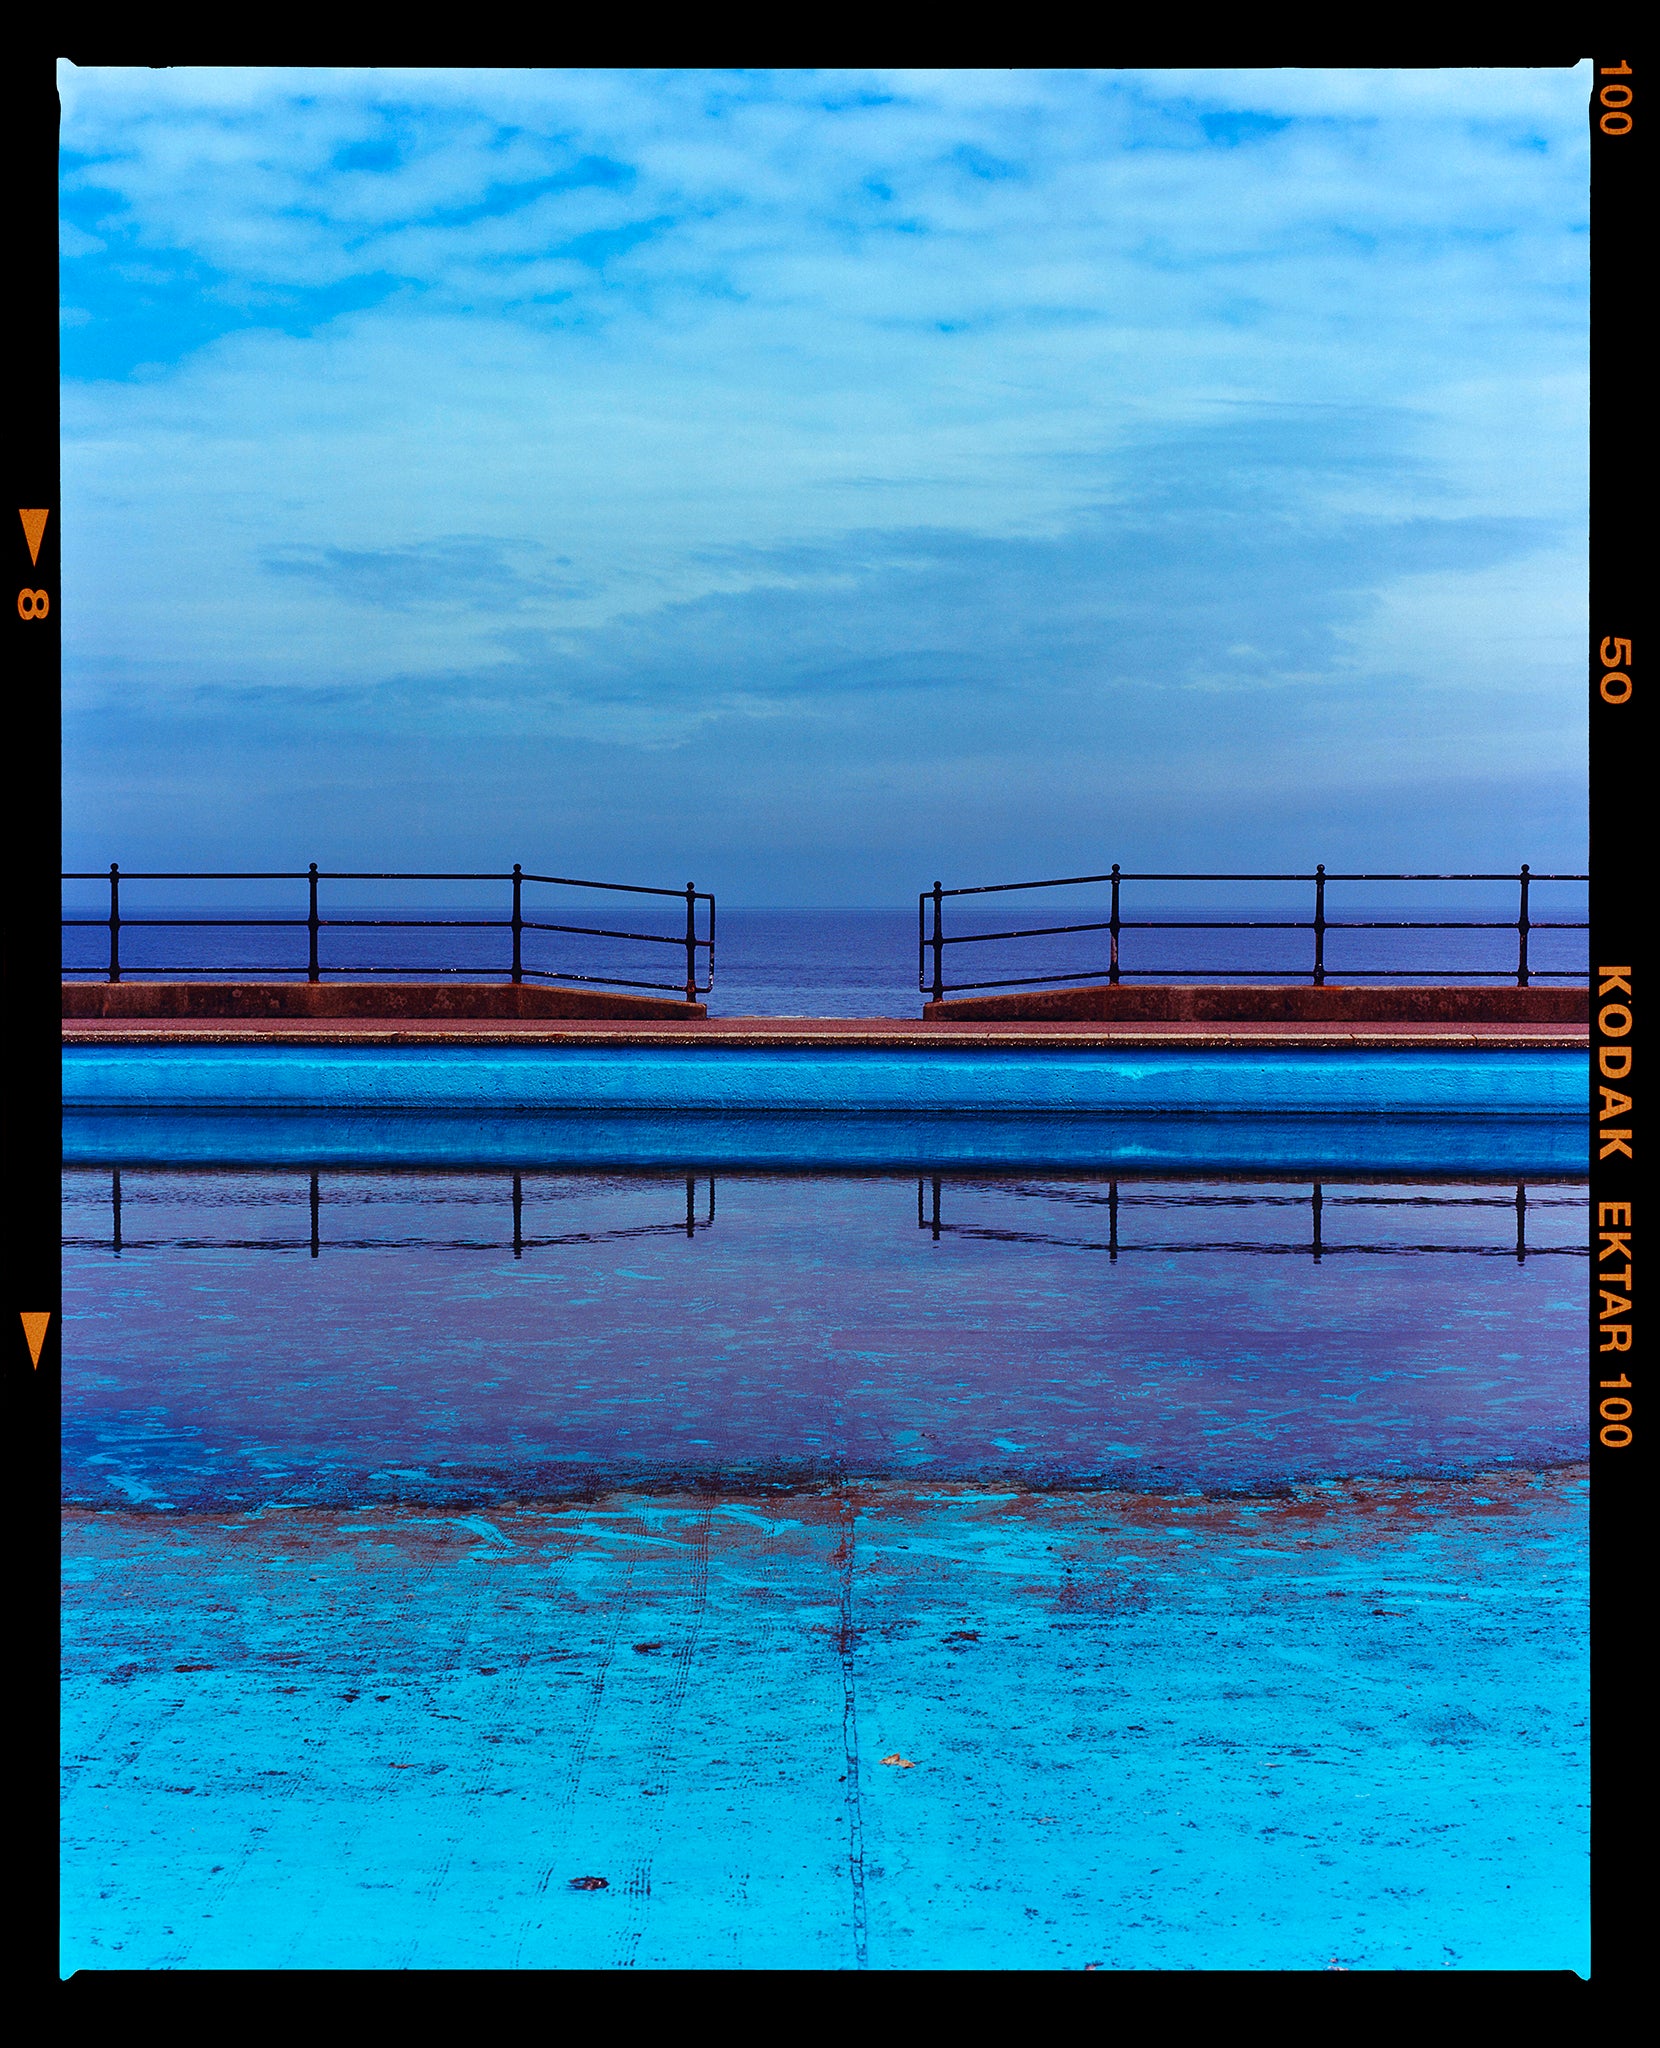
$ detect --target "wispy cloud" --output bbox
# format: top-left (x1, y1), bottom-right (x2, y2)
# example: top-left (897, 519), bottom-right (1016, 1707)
top-left (262, 537), bottom-right (586, 610)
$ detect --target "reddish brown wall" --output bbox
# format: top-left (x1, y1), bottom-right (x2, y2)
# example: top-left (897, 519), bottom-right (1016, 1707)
top-left (63, 982), bottom-right (705, 1022)
top-left (922, 983), bottom-right (1588, 1024)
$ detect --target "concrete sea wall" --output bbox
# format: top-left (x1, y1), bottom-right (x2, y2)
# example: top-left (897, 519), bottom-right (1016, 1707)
top-left (925, 983), bottom-right (1588, 1023)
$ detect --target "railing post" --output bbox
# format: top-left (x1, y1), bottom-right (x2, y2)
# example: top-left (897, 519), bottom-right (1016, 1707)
top-left (108, 863), bottom-right (121, 983)
top-left (1311, 1180), bottom-right (1323, 1261)
top-left (1515, 1182), bottom-right (1527, 1263)
top-left (511, 863), bottom-right (523, 985)
top-left (1109, 864), bottom-right (1121, 985)
top-left (1108, 1179), bottom-right (1119, 1261)
top-left (307, 863), bottom-right (320, 983)
top-left (930, 882), bottom-right (945, 1004)
top-left (309, 1171), bottom-right (321, 1260)
top-left (685, 884), bottom-right (698, 1002)
top-left (1312, 864), bottom-right (1326, 987)
top-left (512, 1172), bottom-right (523, 1259)
top-left (1516, 863), bottom-right (1531, 988)
top-left (111, 1167), bottom-right (122, 1257)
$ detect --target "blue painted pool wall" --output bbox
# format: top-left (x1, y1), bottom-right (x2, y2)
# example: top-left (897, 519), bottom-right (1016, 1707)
top-left (63, 1044), bottom-right (1585, 1117)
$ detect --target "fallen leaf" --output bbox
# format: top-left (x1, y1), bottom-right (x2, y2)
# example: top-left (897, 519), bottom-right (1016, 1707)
top-left (880, 1753), bottom-right (916, 1768)
top-left (569, 1875), bottom-right (609, 1891)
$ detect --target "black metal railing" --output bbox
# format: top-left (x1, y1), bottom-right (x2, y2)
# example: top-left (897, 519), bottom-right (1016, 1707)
top-left (918, 865), bottom-right (1587, 1001)
top-left (63, 864), bottom-right (714, 1001)
top-left (916, 1176), bottom-right (1584, 1263)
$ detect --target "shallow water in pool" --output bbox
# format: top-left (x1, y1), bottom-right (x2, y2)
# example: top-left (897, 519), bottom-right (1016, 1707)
top-left (62, 1166), bottom-right (1587, 1506)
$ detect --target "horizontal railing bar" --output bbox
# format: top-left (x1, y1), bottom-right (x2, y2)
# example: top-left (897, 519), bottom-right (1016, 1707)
top-left (63, 869), bottom-right (712, 908)
top-left (941, 920), bottom-right (1288, 943)
top-left (63, 915), bottom-right (709, 942)
top-left (983, 919), bottom-right (1584, 935)
top-left (69, 1226), bottom-right (706, 1252)
top-left (63, 871), bottom-right (316, 881)
top-left (995, 1191), bottom-right (1573, 1210)
top-left (517, 967), bottom-right (709, 991)
top-left (931, 870), bottom-right (1588, 897)
top-left (321, 871), bottom-right (707, 897)
top-left (931, 1230), bottom-right (1580, 1258)
top-left (67, 917), bottom-right (313, 929)
top-left (1309, 872), bottom-right (1585, 883)
top-left (518, 920), bottom-right (705, 946)
top-left (1322, 919), bottom-right (1586, 931)
top-left (63, 966), bottom-right (708, 992)
top-left (941, 917), bottom-right (1588, 945)
top-left (518, 874), bottom-right (712, 900)
top-left (63, 868), bottom-right (710, 893)
top-left (928, 966), bottom-right (1590, 991)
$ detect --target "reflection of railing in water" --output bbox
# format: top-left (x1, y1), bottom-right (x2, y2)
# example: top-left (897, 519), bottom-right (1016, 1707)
top-left (916, 1177), bottom-right (1584, 1262)
top-left (67, 1170), bottom-right (1587, 1265)
top-left (81, 1169), bottom-right (716, 1259)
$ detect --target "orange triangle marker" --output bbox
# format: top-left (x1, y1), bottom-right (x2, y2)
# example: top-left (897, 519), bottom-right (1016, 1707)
top-left (20, 1311), bottom-right (51, 1368)
top-left (19, 509), bottom-right (49, 567)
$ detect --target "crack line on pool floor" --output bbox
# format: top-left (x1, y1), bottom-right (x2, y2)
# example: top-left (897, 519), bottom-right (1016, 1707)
top-left (834, 1480), bottom-right (869, 1971)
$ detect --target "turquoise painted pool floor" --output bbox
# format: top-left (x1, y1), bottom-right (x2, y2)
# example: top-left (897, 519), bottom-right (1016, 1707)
top-left (61, 1470), bottom-right (1587, 1973)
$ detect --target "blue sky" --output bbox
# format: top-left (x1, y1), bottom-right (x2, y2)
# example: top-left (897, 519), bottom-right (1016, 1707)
top-left (59, 66), bottom-right (1589, 900)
